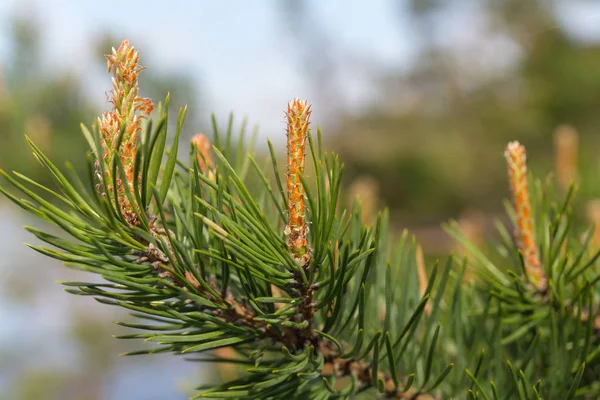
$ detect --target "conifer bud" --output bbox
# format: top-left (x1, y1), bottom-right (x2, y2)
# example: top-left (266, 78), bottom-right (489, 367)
top-left (347, 175), bottom-right (379, 225)
top-left (191, 133), bottom-right (214, 174)
top-left (416, 244), bottom-right (431, 316)
top-left (504, 141), bottom-right (546, 291)
top-left (553, 124), bottom-right (579, 192)
top-left (455, 209), bottom-right (486, 283)
top-left (96, 40), bottom-right (154, 225)
top-left (284, 98), bottom-right (311, 268)
top-left (586, 199), bottom-right (600, 249)
top-left (191, 133), bottom-right (216, 181)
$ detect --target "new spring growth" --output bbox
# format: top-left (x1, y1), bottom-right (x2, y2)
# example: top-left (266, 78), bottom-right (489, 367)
top-left (96, 40), bottom-right (155, 224)
top-left (504, 141), bottom-right (546, 291)
top-left (191, 134), bottom-right (214, 173)
top-left (416, 244), bottom-right (431, 316)
top-left (285, 98), bottom-right (312, 268)
top-left (554, 124), bottom-right (579, 193)
top-left (191, 133), bottom-right (215, 181)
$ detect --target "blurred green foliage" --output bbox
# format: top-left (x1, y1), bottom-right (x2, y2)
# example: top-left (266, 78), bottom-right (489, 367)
top-left (317, 0), bottom-right (600, 222)
top-left (0, 17), bottom-right (93, 185)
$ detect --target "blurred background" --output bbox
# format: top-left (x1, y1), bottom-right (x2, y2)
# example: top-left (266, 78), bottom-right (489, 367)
top-left (2, 0), bottom-right (600, 398)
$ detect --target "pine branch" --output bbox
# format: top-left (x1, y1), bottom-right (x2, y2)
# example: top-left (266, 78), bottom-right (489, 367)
top-left (3, 39), bottom-right (594, 399)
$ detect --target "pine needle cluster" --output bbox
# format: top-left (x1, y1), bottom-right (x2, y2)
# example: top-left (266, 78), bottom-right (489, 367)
top-left (2, 40), bottom-right (599, 399)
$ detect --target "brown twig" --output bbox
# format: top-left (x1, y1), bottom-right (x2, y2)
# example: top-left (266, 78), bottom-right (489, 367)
top-left (320, 341), bottom-right (439, 399)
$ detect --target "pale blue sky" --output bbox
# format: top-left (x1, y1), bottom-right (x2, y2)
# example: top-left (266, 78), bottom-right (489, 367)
top-left (0, 0), bottom-right (417, 143)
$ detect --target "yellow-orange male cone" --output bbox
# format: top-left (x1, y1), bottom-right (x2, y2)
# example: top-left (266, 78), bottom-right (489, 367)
top-left (553, 124), bottom-right (579, 193)
top-left (504, 141), bottom-right (547, 291)
top-left (96, 40), bottom-right (154, 225)
top-left (285, 98), bottom-right (312, 269)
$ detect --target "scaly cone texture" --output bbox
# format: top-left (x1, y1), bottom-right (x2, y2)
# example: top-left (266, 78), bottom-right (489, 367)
top-left (96, 40), bottom-right (154, 224)
top-left (285, 98), bottom-right (311, 268)
top-left (504, 141), bottom-right (546, 291)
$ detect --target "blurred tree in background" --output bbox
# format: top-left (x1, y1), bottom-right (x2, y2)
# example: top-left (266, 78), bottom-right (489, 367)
top-left (281, 0), bottom-right (600, 226)
top-left (0, 16), bottom-right (93, 184)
